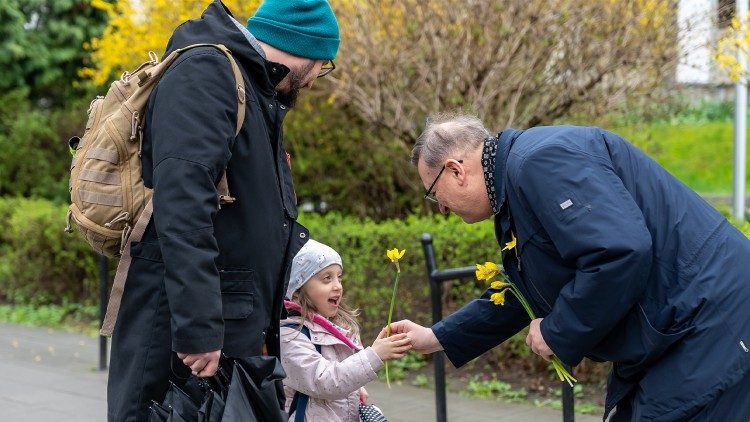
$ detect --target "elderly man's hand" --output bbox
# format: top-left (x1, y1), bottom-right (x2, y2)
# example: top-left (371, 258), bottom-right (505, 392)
top-left (177, 350), bottom-right (221, 377)
top-left (384, 320), bottom-right (444, 354)
top-left (526, 318), bottom-right (553, 361)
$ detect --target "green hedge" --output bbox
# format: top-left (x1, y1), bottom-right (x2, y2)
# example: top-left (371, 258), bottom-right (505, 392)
top-left (0, 197), bottom-right (98, 305)
top-left (2, 197), bottom-right (749, 382)
top-left (0, 197), bottom-right (499, 327)
top-left (0, 90), bottom-right (90, 202)
top-left (297, 212), bottom-right (500, 334)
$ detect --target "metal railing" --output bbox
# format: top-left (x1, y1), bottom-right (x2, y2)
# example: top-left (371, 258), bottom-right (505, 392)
top-left (421, 233), bottom-right (574, 422)
top-left (96, 236), bottom-right (577, 419)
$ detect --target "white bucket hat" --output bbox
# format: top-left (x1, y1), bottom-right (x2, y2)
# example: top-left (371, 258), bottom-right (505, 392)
top-left (286, 239), bottom-right (343, 299)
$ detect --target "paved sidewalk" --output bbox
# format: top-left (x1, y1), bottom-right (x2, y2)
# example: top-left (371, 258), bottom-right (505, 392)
top-left (0, 323), bottom-right (600, 421)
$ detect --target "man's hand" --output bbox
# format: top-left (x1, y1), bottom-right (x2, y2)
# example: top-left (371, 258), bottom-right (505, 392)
top-left (177, 350), bottom-right (221, 377)
top-left (526, 318), bottom-right (553, 361)
top-left (384, 320), bottom-right (443, 354)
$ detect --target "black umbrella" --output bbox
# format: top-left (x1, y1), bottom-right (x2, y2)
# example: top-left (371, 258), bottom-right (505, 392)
top-left (167, 408), bottom-right (190, 422)
top-left (157, 355), bottom-right (287, 422)
top-left (220, 362), bottom-right (258, 421)
top-left (198, 390), bottom-right (226, 422)
top-left (232, 356), bottom-right (287, 421)
top-left (148, 401), bottom-right (170, 422)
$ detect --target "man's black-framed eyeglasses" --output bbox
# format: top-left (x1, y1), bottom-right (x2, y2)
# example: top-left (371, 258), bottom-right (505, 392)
top-left (424, 160), bottom-right (462, 203)
top-left (317, 60), bottom-right (335, 78)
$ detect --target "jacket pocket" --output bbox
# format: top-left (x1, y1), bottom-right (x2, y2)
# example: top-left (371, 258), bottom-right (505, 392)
top-left (130, 241), bottom-right (163, 262)
top-left (615, 303), bottom-right (693, 380)
top-left (220, 269), bottom-right (255, 320)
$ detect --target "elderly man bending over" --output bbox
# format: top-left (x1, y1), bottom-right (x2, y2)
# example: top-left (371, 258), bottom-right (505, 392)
top-left (389, 113), bottom-right (750, 421)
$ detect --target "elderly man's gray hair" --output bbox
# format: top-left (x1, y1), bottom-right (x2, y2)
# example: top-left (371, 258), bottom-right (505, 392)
top-left (411, 113), bottom-right (491, 168)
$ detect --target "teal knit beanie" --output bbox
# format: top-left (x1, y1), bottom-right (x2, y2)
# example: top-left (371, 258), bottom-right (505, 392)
top-left (246, 0), bottom-right (340, 60)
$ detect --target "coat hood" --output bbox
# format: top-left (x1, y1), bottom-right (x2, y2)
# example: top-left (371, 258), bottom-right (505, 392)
top-left (165, 0), bottom-right (288, 93)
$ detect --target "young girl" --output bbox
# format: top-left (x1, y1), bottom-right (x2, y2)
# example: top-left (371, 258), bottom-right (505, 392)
top-left (280, 239), bottom-right (411, 421)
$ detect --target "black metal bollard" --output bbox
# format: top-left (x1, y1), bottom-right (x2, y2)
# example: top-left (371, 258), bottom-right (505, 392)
top-left (422, 234), bottom-right (448, 422)
top-left (99, 255), bottom-right (108, 371)
top-left (562, 372), bottom-right (575, 421)
top-left (421, 233), bottom-right (575, 422)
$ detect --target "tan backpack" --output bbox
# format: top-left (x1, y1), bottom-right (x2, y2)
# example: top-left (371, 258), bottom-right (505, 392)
top-left (65, 44), bottom-right (246, 336)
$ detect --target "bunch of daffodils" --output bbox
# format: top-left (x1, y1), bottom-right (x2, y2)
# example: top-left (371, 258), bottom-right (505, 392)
top-left (475, 258), bottom-right (577, 387)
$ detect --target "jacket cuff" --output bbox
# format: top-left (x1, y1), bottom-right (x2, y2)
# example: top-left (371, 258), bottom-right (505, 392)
top-left (172, 332), bottom-right (223, 354)
top-left (431, 321), bottom-right (465, 368)
top-left (540, 317), bottom-right (583, 367)
top-left (363, 346), bottom-right (384, 372)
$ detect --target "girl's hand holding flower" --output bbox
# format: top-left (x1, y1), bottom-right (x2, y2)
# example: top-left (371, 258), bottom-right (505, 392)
top-left (372, 332), bottom-right (412, 361)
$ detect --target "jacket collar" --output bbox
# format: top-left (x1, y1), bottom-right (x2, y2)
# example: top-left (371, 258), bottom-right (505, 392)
top-left (492, 128), bottom-right (520, 214)
top-left (283, 300), bottom-right (361, 350)
top-left (164, 0), bottom-right (289, 94)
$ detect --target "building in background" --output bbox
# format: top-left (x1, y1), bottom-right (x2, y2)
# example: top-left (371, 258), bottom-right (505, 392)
top-left (678, 0), bottom-right (735, 98)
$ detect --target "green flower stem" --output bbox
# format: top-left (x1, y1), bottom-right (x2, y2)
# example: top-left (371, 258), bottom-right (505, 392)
top-left (504, 279), bottom-right (577, 386)
top-left (384, 269), bottom-right (401, 388)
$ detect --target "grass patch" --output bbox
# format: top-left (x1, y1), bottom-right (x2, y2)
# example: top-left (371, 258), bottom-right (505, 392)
top-left (377, 350), bottom-right (427, 383)
top-left (0, 303), bottom-right (99, 337)
top-left (533, 385), bottom-right (602, 415)
top-left (612, 121), bottom-right (746, 194)
top-left (461, 374), bottom-right (528, 402)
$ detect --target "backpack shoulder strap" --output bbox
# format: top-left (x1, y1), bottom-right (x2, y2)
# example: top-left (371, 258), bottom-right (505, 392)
top-left (177, 44), bottom-right (245, 206)
top-left (100, 198), bottom-right (154, 336)
top-left (165, 43), bottom-right (246, 136)
top-left (283, 324), bottom-right (322, 353)
top-left (282, 323), bottom-right (321, 421)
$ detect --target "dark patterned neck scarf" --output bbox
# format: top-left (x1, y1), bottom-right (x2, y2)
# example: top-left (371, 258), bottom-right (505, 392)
top-left (481, 136), bottom-right (500, 214)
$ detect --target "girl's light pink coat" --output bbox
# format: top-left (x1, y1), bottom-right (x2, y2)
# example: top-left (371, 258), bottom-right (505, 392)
top-left (280, 315), bottom-right (383, 421)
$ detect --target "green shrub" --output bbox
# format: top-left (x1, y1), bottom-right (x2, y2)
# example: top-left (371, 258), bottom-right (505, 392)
top-left (0, 197), bottom-right (98, 305)
top-left (284, 97), bottom-right (423, 220)
top-left (0, 90), bottom-right (89, 202)
top-left (2, 196), bottom-right (748, 384)
top-left (297, 211), bottom-right (500, 340)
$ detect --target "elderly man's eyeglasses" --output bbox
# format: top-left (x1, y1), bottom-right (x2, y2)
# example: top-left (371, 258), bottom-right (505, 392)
top-left (424, 160), bottom-right (462, 203)
top-left (317, 60), bottom-right (336, 78)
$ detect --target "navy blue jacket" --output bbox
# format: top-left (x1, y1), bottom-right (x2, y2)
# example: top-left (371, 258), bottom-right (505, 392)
top-left (433, 126), bottom-right (750, 420)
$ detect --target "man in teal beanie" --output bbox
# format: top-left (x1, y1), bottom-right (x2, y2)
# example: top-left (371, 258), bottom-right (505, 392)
top-left (246, 0), bottom-right (340, 106)
top-left (106, 1), bottom-right (341, 420)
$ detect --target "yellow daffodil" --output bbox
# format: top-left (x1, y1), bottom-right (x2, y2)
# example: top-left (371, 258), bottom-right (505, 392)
top-left (490, 291), bottom-right (506, 305)
top-left (502, 232), bottom-right (517, 251)
top-left (386, 248), bottom-right (406, 262)
top-left (490, 281), bottom-right (509, 290)
top-left (475, 261), bottom-right (499, 281)
top-left (384, 247), bottom-right (406, 388)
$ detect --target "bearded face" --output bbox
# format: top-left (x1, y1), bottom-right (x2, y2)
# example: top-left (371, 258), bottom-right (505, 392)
top-left (276, 61), bottom-right (315, 108)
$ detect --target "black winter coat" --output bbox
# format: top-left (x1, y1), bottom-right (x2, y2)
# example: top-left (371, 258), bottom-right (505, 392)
top-left (125, 0), bottom-right (307, 357)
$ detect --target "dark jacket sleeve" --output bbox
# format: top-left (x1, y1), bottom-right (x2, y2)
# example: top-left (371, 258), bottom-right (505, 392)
top-left (432, 288), bottom-right (530, 368)
top-left (511, 140), bottom-right (652, 366)
top-left (149, 50), bottom-right (238, 353)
